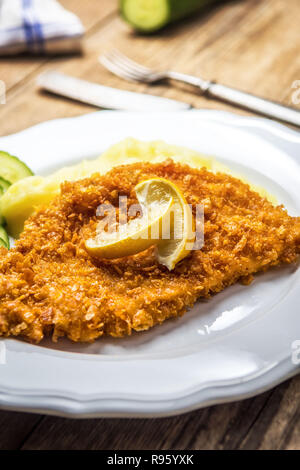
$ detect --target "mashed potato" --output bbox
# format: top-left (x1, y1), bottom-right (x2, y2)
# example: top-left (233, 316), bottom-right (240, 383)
top-left (0, 138), bottom-right (275, 238)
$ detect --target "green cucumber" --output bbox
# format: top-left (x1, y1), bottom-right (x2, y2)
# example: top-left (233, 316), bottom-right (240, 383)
top-left (0, 239), bottom-right (6, 249)
top-left (0, 184), bottom-right (4, 225)
top-left (0, 151), bottom-right (33, 184)
top-left (121, 0), bottom-right (220, 32)
top-left (0, 176), bottom-right (11, 193)
top-left (0, 226), bottom-right (9, 249)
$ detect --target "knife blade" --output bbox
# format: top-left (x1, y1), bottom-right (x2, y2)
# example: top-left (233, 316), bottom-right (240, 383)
top-left (37, 71), bottom-right (191, 111)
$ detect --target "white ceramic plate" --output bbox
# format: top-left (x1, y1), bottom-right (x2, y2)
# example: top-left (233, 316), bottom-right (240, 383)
top-left (0, 110), bottom-right (299, 418)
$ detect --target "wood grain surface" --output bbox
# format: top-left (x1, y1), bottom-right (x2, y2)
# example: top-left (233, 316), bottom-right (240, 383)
top-left (0, 0), bottom-right (299, 450)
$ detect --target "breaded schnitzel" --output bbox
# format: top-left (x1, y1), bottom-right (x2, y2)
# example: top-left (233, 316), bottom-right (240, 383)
top-left (0, 160), bottom-right (299, 343)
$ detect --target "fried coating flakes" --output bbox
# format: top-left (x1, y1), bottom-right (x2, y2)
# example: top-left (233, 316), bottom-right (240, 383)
top-left (0, 161), bottom-right (299, 343)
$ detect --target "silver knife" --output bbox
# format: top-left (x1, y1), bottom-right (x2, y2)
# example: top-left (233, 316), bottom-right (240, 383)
top-left (37, 71), bottom-right (191, 111)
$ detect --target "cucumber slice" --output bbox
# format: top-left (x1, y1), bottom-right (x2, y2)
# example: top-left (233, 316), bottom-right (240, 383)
top-left (0, 151), bottom-right (33, 184)
top-left (0, 185), bottom-right (4, 225)
top-left (0, 226), bottom-right (9, 249)
top-left (121, 0), bottom-right (218, 32)
top-left (0, 239), bottom-right (7, 248)
top-left (122, 0), bottom-right (169, 31)
top-left (0, 176), bottom-right (11, 193)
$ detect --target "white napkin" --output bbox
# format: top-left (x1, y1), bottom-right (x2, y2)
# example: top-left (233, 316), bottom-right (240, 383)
top-left (0, 0), bottom-right (85, 54)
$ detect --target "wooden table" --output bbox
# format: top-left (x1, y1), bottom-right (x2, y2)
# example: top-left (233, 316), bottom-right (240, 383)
top-left (0, 0), bottom-right (299, 450)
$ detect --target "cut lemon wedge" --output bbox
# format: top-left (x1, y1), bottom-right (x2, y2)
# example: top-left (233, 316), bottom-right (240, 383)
top-left (136, 178), bottom-right (195, 270)
top-left (85, 189), bottom-right (173, 260)
top-left (85, 178), bottom-right (195, 270)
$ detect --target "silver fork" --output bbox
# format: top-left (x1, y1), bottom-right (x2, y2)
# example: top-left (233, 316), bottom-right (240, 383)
top-left (100, 50), bottom-right (300, 127)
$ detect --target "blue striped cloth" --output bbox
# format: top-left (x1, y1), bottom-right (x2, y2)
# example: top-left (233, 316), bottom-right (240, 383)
top-left (0, 0), bottom-right (84, 54)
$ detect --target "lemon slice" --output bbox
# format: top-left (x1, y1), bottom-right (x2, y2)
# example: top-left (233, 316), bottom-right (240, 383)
top-left (85, 188), bottom-right (173, 260)
top-left (85, 177), bottom-right (195, 269)
top-left (136, 178), bottom-right (195, 270)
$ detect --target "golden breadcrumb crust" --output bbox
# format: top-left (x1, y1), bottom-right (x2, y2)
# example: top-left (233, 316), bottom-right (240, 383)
top-left (0, 160), bottom-right (299, 343)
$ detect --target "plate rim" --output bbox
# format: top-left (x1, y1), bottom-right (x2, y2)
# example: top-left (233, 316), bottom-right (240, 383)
top-left (0, 109), bottom-right (299, 418)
